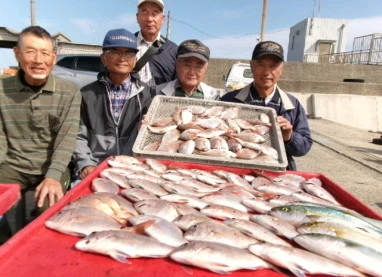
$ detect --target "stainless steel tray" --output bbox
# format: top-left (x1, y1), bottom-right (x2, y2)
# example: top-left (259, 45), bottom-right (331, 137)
top-left (133, 95), bottom-right (288, 171)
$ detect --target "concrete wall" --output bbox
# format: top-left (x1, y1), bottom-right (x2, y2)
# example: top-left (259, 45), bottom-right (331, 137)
top-left (290, 92), bottom-right (382, 132)
top-left (206, 59), bottom-right (382, 96)
top-left (206, 58), bottom-right (382, 132)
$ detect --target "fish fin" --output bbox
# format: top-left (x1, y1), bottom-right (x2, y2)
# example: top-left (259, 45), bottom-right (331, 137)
top-left (121, 220), bottom-right (156, 234)
top-left (109, 252), bottom-right (130, 264)
top-left (288, 266), bottom-right (307, 277)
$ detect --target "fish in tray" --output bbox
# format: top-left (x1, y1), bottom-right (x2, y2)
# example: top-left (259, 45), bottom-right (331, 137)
top-left (143, 103), bottom-right (280, 163)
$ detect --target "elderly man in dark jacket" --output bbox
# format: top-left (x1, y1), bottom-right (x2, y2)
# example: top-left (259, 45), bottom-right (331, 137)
top-left (72, 29), bottom-right (153, 181)
top-left (221, 41), bottom-right (312, 171)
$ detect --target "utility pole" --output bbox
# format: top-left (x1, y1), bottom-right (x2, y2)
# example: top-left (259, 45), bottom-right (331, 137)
top-left (260, 0), bottom-right (268, 42)
top-left (30, 0), bottom-right (36, 26)
top-left (166, 10), bottom-right (171, 40)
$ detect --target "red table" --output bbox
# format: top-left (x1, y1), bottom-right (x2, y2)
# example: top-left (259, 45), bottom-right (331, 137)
top-left (0, 159), bottom-right (380, 277)
top-left (0, 184), bottom-right (20, 216)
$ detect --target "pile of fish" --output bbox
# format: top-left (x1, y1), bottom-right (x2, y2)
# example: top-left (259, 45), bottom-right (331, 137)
top-left (45, 156), bottom-right (382, 276)
top-left (143, 105), bottom-right (280, 162)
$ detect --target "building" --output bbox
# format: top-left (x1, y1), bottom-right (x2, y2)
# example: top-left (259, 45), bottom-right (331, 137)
top-left (0, 26), bottom-right (101, 56)
top-left (287, 18), bottom-right (348, 63)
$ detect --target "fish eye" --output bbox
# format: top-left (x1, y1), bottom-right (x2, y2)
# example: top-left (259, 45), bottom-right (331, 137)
top-left (282, 207), bottom-right (289, 212)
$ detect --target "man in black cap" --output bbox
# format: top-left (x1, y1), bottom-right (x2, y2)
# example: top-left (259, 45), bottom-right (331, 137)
top-left (156, 39), bottom-right (220, 100)
top-left (72, 28), bottom-right (153, 181)
top-left (221, 41), bottom-right (312, 171)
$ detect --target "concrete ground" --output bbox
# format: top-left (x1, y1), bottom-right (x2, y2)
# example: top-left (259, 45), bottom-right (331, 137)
top-left (294, 118), bottom-right (382, 215)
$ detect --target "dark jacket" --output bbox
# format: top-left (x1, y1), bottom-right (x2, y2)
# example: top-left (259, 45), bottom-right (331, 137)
top-left (134, 33), bottom-right (178, 85)
top-left (221, 84), bottom-right (312, 171)
top-left (72, 72), bottom-right (153, 174)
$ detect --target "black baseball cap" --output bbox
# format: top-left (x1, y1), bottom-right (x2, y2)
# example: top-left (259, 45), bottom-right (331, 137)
top-left (176, 39), bottom-right (210, 63)
top-left (252, 41), bottom-right (284, 61)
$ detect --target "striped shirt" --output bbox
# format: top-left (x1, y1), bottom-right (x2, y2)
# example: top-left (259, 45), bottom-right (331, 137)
top-left (0, 72), bottom-right (81, 181)
top-left (105, 75), bottom-right (132, 123)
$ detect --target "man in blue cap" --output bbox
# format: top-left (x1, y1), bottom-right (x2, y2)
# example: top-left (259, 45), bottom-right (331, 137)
top-left (72, 28), bottom-right (153, 181)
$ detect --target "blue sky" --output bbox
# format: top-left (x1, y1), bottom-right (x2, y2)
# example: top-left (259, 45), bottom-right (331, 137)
top-left (1, 0), bottom-right (382, 68)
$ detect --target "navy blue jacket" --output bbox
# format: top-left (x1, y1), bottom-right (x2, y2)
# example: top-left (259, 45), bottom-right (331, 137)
top-left (221, 84), bottom-right (312, 171)
top-left (134, 33), bottom-right (178, 86)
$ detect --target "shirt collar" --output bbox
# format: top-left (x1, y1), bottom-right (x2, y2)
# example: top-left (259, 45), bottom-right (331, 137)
top-left (105, 75), bottom-right (131, 91)
top-left (137, 31), bottom-right (164, 46)
top-left (175, 79), bottom-right (203, 94)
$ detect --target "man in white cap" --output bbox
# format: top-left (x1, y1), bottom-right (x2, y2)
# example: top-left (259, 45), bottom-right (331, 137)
top-left (156, 39), bottom-right (219, 100)
top-left (135, 0), bottom-right (178, 88)
top-left (72, 28), bottom-right (153, 181)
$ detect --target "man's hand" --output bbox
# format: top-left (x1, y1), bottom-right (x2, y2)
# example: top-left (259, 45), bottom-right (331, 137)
top-left (80, 165), bottom-right (96, 180)
top-left (277, 116), bottom-right (293, 141)
top-left (34, 178), bottom-right (64, 208)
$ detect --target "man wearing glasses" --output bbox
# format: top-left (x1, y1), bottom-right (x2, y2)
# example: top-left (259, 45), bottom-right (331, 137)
top-left (135, 0), bottom-right (178, 88)
top-left (72, 29), bottom-right (153, 181)
top-left (156, 39), bottom-right (220, 100)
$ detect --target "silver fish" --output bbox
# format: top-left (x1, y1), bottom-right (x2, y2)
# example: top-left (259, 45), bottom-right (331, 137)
top-left (107, 155), bottom-right (140, 168)
top-left (147, 124), bottom-right (177, 134)
top-left (178, 139), bottom-right (196, 154)
top-left (231, 132), bottom-right (265, 144)
top-left (256, 183), bottom-right (302, 195)
top-left (225, 119), bottom-right (241, 134)
top-left (184, 220), bottom-right (258, 248)
top-left (120, 188), bottom-right (159, 202)
top-left (250, 214), bottom-right (299, 239)
top-left (63, 193), bottom-right (137, 225)
top-left (248, 242), bottom-right (364, 277)
top-left (209, 136), bottom-right (229, 151)
top-left (196, 128), bottom-right (226, 139)
top-left (294, 233), bottom-right (382, 277)
top-left (91, 177), bottom-right (120, 194)
top-left (225, 219), bottom-right (292, 247)
top-left (201, 106), bottom-right (225, 117)
top-left (150, 117), bottom-right (174, 127)
top-left (160, 193), bottom-right (208, 209)
top-left (302, 183), bottom-right (341, 205)
top-left (45, 207), bottom-right (122, 237)
top-left (99, 170), bottom-right (130, 188)
top-left (157, 140), bottom-right (183, 153)
top-left (297, 221), bottom-right (382, 253)
top-left (177, 179), bottom-right (220, 193)
top-left (126, 178), bottom-right (168, 196)
top-left (144, 158), bottom-right (167, 174)
top-left (129, 215), bottom-right (188, 247)
top-left (197, 149), bottom-right (237, 159)
top-left (161, 128), bottom-right (181, 143)
top-left (227, 138), bottom-right (243, 152)
top-left (187, 105), bottom-right (207, 115)
top-left (180, 108), bottom-right (193, 124)
top-left (194, 117), bottom-right (224, 129)
top-left (75, 230), bottom-right (175, 262)
top-left (134, 199), bottom-right (179, 222)
top-left (173, 214), bottom-right (212, 231)
top-left (179, 128), bottom-right (201, 140)
top-left (170, 241), bottom-right (274, 274)
top-left (220, 107), bottom-right (240, 120)
top-left (200, 204), bottom-right (250, 220)
top-left (259, 112), bottom-right (270, 123)
top-left (194, 137), bottom-right (211, 151)
top-left (242, 198), bottom-right (278, 214)
top-left (161, 182), bottom-right (210, 198)
top-left (201, 193), bottom-right (250, 213)
top-left (143, 140), bottom-right (161, 151)
top-left (236, 148), bottom-right (261, 159)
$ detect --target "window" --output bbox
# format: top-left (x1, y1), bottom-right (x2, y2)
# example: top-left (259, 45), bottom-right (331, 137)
top-left (75, 56), bottom-right (102, 72)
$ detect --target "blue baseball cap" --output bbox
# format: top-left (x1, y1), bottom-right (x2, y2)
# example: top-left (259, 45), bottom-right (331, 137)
top-left (102, 29), bottom-right (139, 52)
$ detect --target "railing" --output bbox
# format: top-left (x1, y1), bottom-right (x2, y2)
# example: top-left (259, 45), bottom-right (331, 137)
top-left (304, 50), bottom-right (382, 65)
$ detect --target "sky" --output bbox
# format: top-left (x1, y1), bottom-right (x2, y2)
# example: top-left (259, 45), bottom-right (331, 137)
top-left (1, 0), bottom-right (382, 68)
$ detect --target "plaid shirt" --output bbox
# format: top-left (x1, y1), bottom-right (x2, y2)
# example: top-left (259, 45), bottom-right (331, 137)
top-left (106, 76), bottom-right (132, 123)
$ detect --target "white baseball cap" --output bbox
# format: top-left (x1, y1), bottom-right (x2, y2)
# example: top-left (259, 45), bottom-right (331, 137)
top-left (137, 0), bottom-right (164, 11)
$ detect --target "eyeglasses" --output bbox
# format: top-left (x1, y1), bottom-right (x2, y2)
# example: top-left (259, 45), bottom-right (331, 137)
top-left (105, 50), bottom-right (136, 59)
top-left (178, 60), bottom-right (207, 71)
top-left (21, 48), bottom-right (54, 60)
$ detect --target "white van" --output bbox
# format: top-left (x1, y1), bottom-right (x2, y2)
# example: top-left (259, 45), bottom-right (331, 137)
top-left (223, 62), bottom-right (253, 93)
